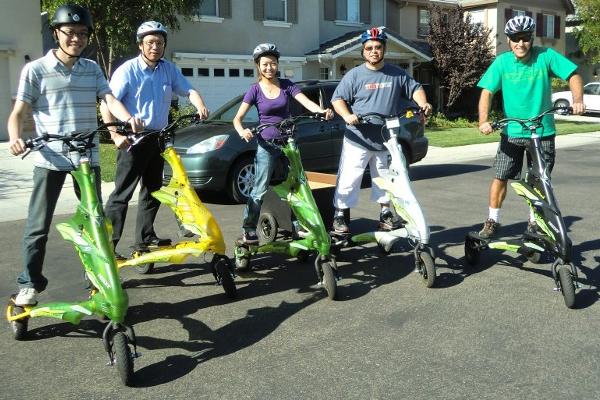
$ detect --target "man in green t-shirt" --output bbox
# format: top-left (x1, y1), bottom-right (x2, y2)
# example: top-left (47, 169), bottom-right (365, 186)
top-left (476, 15), bottom-right (584, 238)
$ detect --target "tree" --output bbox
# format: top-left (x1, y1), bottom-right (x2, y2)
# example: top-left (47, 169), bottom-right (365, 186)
top-left (427, 4), bottom-right (494, 114)
top-left (42, 0), bottom-right (202, 77)
top-left (573, 0), bottom-right (600, 64)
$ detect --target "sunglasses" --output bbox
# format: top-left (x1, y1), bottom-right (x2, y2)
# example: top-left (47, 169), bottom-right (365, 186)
top-left (508, 34), bottom-right (533, 43)
top-left (364, 44), bottom-right (383, 52)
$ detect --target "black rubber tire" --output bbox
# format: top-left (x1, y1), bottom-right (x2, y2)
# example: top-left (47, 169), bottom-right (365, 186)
top-left (135, 263), bottom-right (154, 274)
top-left (10, 305), bottom-right (28, 341)
top-left (417, 251), bottom-right (436, 288)
top-left (554, 99), bottom-right (570, 109)
top-left (558, 266), bottom-right (576, 309)
top-left (215, 259), bottom-right (237, 299)
top-left (228, 156), bottom-right (255, 204)
top-left (257, 213), bottom-right (278, 243)
top-left (464, 236), bottom-right (480, 266)
top-left (235, 255), bottom-right (250, 272)
top-left (113, 332), bottom-right (134, 386)
top-left (321, 262), bottom-right (337, 300)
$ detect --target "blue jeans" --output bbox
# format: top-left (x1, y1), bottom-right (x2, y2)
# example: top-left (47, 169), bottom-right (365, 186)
top-left (242, 142), bottom-right (281, 232)
top-left (18, 166), bottom-right (102, 291)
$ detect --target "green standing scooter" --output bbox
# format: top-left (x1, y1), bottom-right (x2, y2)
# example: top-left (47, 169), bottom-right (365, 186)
top-left (5, 124), bottom-right (138, 386)
top-left (233, 114), bottom-right (339, 299)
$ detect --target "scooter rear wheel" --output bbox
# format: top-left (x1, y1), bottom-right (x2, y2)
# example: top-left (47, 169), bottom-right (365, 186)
top-left (557, 266), bottom-right (576, 309)
top-left (321, 262), bottom-right (337, 300)
top-left (417, 252), bottom-right (436, 288)
top-left (257, 213), bottom-right (278, 244)
top-left (215, 258), bottom-right (237, 299)
top-left (113, 332), bottom-right (134, 386)
top-left (464, 236), bottom-right (480, 266)
top-left (235, 256), bottom-right (251, 272)
top-left (9, 304), bottom-right (28, 341)
top-left (135, 263), bottom-right (154, 274)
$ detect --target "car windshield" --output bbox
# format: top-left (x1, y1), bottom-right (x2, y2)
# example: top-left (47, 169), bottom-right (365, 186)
top-left (208, 96), bottom-right (259, 123)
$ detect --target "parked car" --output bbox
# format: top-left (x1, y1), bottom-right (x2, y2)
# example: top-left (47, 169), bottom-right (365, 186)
top-left (165, 80), bottom-right (428, 203)
top-left (552, 82), bottom-right (600, 113)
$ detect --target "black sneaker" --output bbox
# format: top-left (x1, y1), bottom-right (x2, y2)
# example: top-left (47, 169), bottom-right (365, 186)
top-left (379, 209), bottom-right (402, 231)
top-left (241, 231), bottom-right (259, 245)
top-left (332, 216), bottom-right (349, 234)
top-left (478, 218), bottom-right (500, 239)
top-left (146, 236), bottom-right (172, 246)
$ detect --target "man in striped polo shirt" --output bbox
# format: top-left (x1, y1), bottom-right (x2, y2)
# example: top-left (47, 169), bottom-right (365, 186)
top-left (6, 4), bottom-right (143, 306)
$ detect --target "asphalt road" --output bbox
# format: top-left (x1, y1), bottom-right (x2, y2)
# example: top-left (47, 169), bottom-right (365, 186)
top-left (1, 142), bottom-right (599, 400)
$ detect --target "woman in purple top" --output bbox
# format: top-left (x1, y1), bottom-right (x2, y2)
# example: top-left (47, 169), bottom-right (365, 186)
top-left (233, 43), bottom-right (333, 244)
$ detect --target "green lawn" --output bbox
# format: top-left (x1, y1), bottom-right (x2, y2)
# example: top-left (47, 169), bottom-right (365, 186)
top-left (99, 121), bottom-right (600, 182)
top-left (426, 121), bottom-right (600, 147)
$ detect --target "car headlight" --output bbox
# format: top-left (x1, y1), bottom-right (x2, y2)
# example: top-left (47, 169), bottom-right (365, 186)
top-left (186, 135), bottom-right (229, 154)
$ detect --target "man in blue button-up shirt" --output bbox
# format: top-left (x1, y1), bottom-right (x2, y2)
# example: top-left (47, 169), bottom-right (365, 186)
top-left (101, 21), bottom-right (209, 255)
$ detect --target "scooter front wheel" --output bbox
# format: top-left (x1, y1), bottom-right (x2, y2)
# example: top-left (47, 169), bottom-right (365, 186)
top-left (215, 258), bottom-right (237, 299)
top-left (321, 262), bottom-right (337, 300)
top-left (8, 304), bottom-right (28, 341)
top-left (557, 265), bottom-right (576, 309)
top-left (257, 212), bottom-right (278, 244)
top-left (235, 255), bottom-right (251, 272)
top-left (112, 332), bottom-right (134, 386)
top-left (417, 251), bottom-right (436, 288)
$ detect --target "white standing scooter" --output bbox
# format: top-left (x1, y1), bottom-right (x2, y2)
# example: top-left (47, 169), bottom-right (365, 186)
top-left (331, 108), bottom-right (436, 287)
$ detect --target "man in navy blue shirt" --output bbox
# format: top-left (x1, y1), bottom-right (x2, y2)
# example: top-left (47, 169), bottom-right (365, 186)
top-left (101, 21), bottom-right (209, 256)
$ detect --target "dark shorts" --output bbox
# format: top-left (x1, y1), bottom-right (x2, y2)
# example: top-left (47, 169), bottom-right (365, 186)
top-left (494, 135), bottom-right (555, 180)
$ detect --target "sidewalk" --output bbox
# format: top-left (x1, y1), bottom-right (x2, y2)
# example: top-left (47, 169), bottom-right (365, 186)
top-left (1, 131), bottom-right (599, 223)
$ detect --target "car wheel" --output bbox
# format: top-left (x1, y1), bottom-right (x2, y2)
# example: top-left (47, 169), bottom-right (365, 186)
top-left (228, 156), bottom-right (255, 204)
top-left (554, 99), bottom-right (570, 109)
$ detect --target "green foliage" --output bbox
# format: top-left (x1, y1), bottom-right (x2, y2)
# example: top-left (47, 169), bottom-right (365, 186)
top-left (573, 0), bottom-right (600, 64)
top-left (42, 0), bottom-right (202, 77)
top-left (426, 113), bottom-right (477, 129)
top-left (552, 77), bottom-right (569, 91)
top-left (427, 4), bottom-right (494, 112)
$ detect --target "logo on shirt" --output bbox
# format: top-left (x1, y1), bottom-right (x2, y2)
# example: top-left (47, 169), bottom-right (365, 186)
top-left (365, 82), bottom-right (392, 90)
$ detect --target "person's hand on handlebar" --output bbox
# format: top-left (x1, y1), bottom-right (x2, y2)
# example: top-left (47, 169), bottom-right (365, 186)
top-left (479, 121), bottom-right (494, 135)
top-left (128, 116), bottom-right (144, 133)
top-left (342, 113), bottom-right (360, 125)
top-left (418, 102), bottom-right (433, 117)
top-left (196, 105), bottom-right (210, 120)
top-left (239, 128), bottom-right (254, 143)
top-left (321, 108), bottom-right (334, 121)
top-left (8, 137), bottom-right (26, 156)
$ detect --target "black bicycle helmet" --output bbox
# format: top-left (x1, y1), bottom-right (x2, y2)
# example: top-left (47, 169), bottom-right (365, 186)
top-left (50, 4), bottom-right (93, 32)
top-left (253, 43), bottom-right (280, 62)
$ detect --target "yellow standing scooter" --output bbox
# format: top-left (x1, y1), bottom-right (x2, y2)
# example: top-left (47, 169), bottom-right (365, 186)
top-left (115, 114), bottom-right (236, 299)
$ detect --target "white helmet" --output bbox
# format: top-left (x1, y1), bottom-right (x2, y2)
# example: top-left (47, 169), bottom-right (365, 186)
top-left (136, 21), bottom-right (168, 43)
top-left (504, 15), bottom-right (536, 36)
top-left (252, 43), bottom-right (280, 62)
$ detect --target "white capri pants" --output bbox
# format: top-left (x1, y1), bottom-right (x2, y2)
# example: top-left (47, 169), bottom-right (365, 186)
top-left (333, 137), bottom-right (389, 209)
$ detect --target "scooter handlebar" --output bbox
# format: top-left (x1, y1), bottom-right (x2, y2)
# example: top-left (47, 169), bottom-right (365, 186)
top-left (490, 106), bottom-right (572, 131)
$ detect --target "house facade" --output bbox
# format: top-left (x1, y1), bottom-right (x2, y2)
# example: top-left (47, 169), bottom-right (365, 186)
top-left (0, 0), bottom-right (42, 141)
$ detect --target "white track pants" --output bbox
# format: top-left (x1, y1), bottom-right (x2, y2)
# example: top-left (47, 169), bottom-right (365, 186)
top-left (333, 137), bottom-right (389, 209)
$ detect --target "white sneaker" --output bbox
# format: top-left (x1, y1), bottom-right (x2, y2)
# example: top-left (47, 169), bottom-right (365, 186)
top-left (14, 287), bottom-right (38, 306)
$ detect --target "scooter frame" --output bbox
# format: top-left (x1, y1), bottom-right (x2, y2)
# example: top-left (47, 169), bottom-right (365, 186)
top-left (115, 114), bottom-right (237, 299)
top-left (330, 109), bottom-right (436, 288)
top-left (5, 125), bottom-right (138, 385)
top-left (464, 107), bottom-right (579, 309)
top-left (232, 114), bottom-right (339, 300)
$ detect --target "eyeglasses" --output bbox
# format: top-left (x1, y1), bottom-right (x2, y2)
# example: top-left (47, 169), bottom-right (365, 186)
top-left (58, 28), bottom-right (90, 39)
top-left (508, 34), bottom-right (533, 43)
top-left (142, 40), bottom-right (165, 48)
top-left (364, 45), bottom-right (383, 52)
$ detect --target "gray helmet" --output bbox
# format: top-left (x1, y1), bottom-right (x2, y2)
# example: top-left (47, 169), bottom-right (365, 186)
top-left (136, 21), bottom-right (168, 43)
top-left (252, 43), bottom-right (280, 62)
top-left (50, 4), bottom-right (93, 32)
top-left (504, 15), bottom-right (536, 36)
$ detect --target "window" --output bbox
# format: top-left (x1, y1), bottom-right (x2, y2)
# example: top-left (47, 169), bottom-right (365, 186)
top-left (197, 68), bottom-right (209, 77)
top-left (214, 68), bottom-right (225, 77)
top-left (181, 67), bottom-right (193, 77)
top-left (544, 14), bottom-right (555, 38)
top-left (514, 9), bottom-right (526, 17)
top-left (320, 67), bottom-right (329, 80)
top-left (291, 88), bottom-right (321, 116)
top-left (336, 0), bottom-right (360, 22)
top-left (584, 84), bottom-right (600, 95)
top-left (199, 0), bottom-right (217, 16)
top-left (469, 10), bottom-right (484, 26)
top-left (417, 7), bottom-right (430, 38)
top-left (244, 68), bottom-right (254, 77)
top-left (265, 0), bottom-right (286, 21)
top-left (229, 68), bottom-right (240, 77)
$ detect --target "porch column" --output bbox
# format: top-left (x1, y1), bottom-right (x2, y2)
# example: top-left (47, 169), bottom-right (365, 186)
top-left (408, 59), bottom-right (414, 76)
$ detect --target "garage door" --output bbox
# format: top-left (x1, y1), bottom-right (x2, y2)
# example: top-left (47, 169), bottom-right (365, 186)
top-left (177, 64), bottom-right (257, 111)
